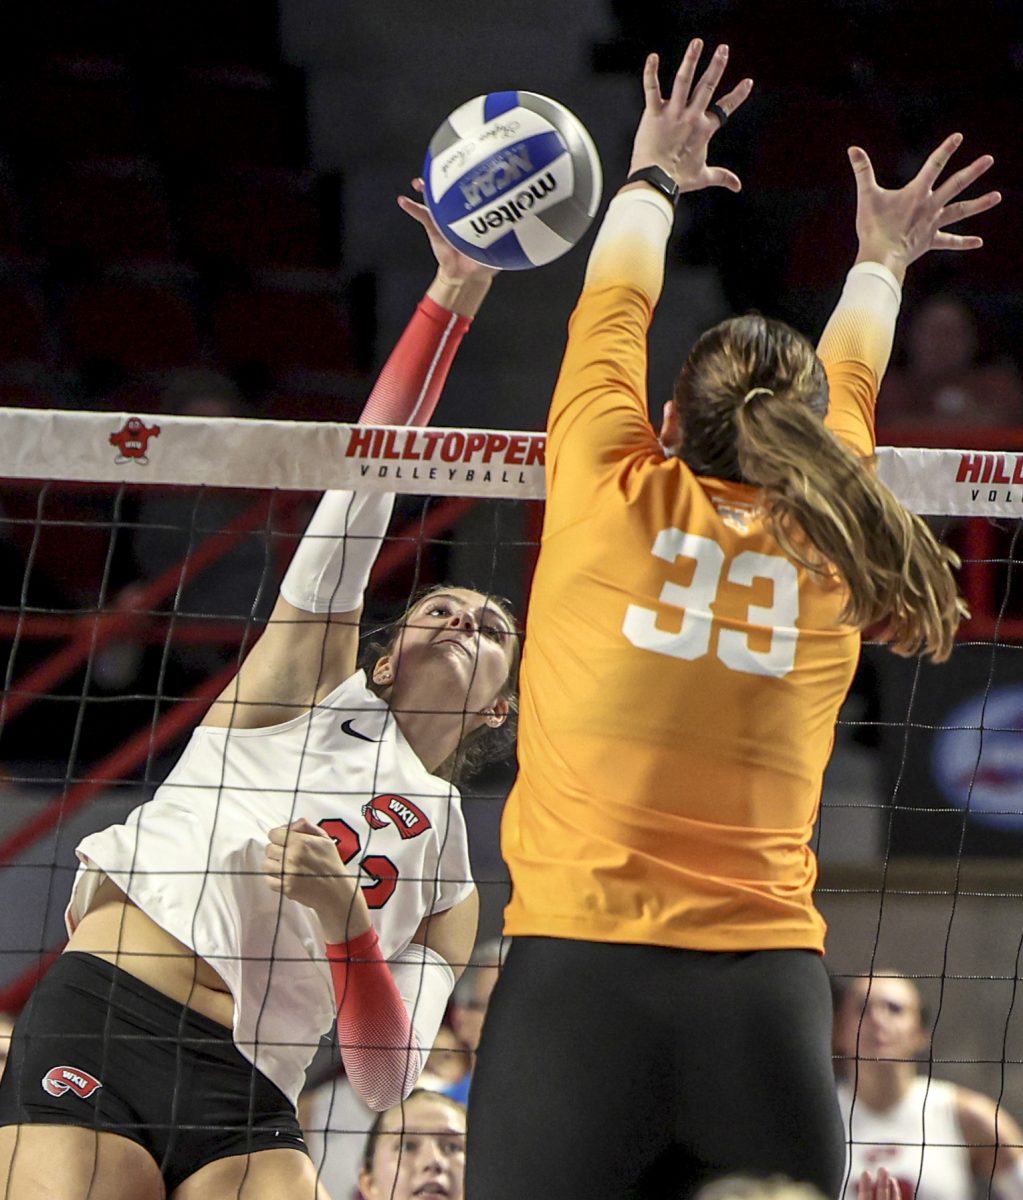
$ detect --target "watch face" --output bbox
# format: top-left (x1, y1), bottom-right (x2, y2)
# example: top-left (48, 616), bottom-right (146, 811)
top-left (654, 169), bottom-right (679, 196)
top-left (631, 167), bottom-right (677, 199)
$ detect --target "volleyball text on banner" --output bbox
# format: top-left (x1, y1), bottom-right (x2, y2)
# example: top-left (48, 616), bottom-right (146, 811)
top-left (4, 407), bottom-right (1023, 517)
top-left (0, 409), bottom-right (546, 499)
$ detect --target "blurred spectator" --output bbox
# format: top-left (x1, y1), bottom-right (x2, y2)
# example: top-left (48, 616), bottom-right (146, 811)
top-left (878, 295), bottom-right (1023, 434)
top-left (694, 1171), bottom-right (896, 1199)
top-left (419, 1023), bottom-right (470, 1093)
top-left (302, 1021), bottom-right (470, 1200)
top-left (694, 1177), bottom-right (825, 1200)
top-left (158, 367), bottom-right (248, 419)
top-left (440, 937), bottom-right (504, 1105)
top-left (833, 970), bottom-right (1023, 1199)
top-left (358, 1089), bottom-right (465, 1200)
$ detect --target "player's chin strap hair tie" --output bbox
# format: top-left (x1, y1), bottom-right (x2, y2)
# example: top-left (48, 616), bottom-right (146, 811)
top-left (742, 386), bottom-right (775, 407)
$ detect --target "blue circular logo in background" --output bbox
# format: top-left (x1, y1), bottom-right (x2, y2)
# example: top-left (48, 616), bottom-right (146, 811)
top-left (931, 685), bottom-right (1023, 831)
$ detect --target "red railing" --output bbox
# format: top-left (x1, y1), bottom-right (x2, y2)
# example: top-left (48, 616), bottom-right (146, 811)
top-left (0, 492), bottom-right (293, 728)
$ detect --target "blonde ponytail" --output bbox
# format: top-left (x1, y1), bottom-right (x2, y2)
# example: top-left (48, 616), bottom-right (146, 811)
top-left (675, 314), bottom-right (968, 663)
top-left (736, 392), bottom-right (967, 662)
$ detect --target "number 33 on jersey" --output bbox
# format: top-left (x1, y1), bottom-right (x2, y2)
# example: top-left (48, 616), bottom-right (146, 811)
top-left (507, 474), bottom-right (863, 951)
top-left (623, 529), bottom-right (800, 678)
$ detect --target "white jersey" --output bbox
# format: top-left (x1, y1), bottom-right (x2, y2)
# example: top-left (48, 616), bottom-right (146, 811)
top-left (838, 1077), bottom-right (973, 1200)
top-left (67, 669), bottom-right (474, 1106)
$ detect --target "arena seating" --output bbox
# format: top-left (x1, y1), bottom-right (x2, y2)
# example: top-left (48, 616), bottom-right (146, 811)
top-left (0, 2), bottom-right (354, 421)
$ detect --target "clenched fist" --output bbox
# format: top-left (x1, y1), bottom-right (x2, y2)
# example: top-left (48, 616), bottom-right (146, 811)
top-left (263, 817), bottom-right (372, 943)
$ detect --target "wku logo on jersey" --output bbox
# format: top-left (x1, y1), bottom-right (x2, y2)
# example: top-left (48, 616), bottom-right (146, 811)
top-left (41, 1065), bottom-right (103, 1099)
top-left (362, 793), bottom-right (431, 839)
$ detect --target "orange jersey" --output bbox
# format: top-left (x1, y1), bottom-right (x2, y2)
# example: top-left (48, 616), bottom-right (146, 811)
top-left (503, 280), bottom-right (884, 953)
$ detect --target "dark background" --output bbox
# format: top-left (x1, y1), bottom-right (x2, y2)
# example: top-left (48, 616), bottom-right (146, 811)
top-left (0, 0), bottom-right (1021, 987)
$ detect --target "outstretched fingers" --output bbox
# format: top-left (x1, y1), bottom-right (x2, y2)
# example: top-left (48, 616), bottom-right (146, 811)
top-left (932, 230), bottom-right (984, 251)
top-left (847, 147), bottom-right (883, 221)
top-left (933, 153), bottom-right (995, 206)
top-left (940, 189), bottom-right (1002, 226)
top-left (643, 52), bottom-right (664, 110)
top-left (666, 39), bottom-right (703, 111)
top-left (684, 41), bottom-right (729, 114)
top-left (714, 77), bottom-right (754, 123)
top-left (931, 151), bottom-right (1001, 252)
top-left (703, 165), bottom-right (743, 193)
top-left (397, 178), bottom-right (431, 224)
top-left (847, 146), bottom-right (878, 189)
top-left (396, 194), bottom-right (430, 225)
top-left (914, 132), bottom-right (963, 191)
top-left (629, 39), bottom-right (747, 195)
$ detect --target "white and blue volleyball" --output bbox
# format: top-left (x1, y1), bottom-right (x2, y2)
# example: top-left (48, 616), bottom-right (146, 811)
top-left (424, 91), bottom-right (602, 270)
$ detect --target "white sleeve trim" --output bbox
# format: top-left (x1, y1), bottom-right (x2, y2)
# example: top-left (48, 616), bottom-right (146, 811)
top-left (845, 260), bottom-right (903, 307)
top-left (389, 943), bottom-right (456, 1077)
top-left (279, 489), bottom-right (395, 614)
top-left (817, 260), bottom-right (903, 383)
top-left (584, 188), bottom-right (675, 297)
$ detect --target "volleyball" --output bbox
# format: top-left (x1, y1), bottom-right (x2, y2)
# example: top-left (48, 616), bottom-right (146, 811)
top-left (423, 91), bottom-right (602, 270)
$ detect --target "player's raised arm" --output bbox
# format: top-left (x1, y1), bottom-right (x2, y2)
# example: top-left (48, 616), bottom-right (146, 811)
top-left (545, 42), bottom-right (752, 519)
top-left (587, 42), bottom-right (750, 299)
top-left (205, 188), bottom-right (497, 730)
top-left (820, 134), bottom-right (1000, 456)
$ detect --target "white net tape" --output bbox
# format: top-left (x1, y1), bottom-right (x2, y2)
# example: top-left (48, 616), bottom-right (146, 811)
top-left (2, 406), bottom-right (1020, 515)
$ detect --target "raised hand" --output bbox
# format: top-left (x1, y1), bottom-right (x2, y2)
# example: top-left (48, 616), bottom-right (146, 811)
top-left (628, 38), bottom-right (753, 195)
top-left (398, 177), bottom-right (499, 284)
top-left (263, 817), bottom-right (371, 943)
top-left (849, 133), bottom-right (1001, 281)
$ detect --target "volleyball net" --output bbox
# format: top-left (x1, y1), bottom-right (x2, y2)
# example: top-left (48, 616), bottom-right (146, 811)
top-left (2, 405), bottom-right (1023, 1179)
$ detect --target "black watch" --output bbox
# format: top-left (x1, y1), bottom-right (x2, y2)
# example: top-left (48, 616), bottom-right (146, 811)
top-left (625, 165), bottom-right (680, 206)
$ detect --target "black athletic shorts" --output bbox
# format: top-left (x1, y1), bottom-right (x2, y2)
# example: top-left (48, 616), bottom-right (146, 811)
top-left (0, 951), bottom-right (308, 1192)
top-left (466, 937), bottom-right (844, 1200)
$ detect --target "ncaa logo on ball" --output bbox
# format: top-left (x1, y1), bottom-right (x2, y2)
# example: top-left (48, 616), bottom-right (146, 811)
top-left (424, 90), bottom-right (602, 271)
top-left (458, 143), bottom-right (546, 210)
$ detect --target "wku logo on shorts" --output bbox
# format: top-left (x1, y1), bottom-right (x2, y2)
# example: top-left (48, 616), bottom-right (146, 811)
top-left (361, 793), bottom-right (431, 839)
top-left (41, 1065), bottom-right (103, 1099)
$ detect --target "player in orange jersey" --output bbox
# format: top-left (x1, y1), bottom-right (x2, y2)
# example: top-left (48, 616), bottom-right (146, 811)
top-left (465, 39), bottom-right (1001, 1200)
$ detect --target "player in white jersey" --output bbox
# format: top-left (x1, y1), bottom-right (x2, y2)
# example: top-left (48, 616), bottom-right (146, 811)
top-left (835, 972), bottom-right (1023, 1200)
top-left (0, 186), bottom-right (518, 1200)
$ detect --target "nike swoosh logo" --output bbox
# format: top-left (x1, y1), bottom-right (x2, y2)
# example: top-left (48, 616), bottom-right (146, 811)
top-left (341, 719), bottom-right (379, 743)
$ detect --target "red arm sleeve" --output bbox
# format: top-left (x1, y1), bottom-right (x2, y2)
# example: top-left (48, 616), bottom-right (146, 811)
top-left (358, 295), bottom-right (472, 428)
top-left (326, 927), bottom-right (423, 1112)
